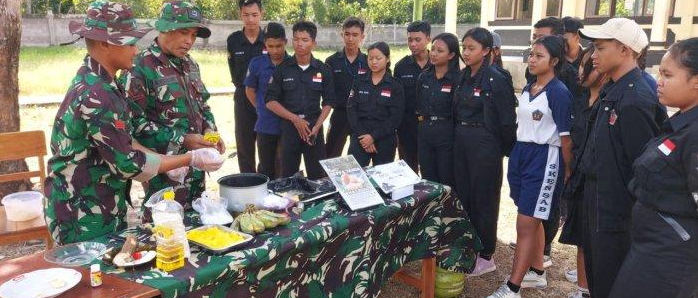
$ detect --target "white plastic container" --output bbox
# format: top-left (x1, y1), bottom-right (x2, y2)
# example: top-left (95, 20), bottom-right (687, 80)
top-left (151, 190), bottom-right (190, 258)
top-left (2, 191), bottom-right (44, 221)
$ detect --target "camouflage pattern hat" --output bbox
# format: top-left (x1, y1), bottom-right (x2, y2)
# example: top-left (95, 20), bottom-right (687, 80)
top-left (68, 0), bottom-right (151, 45)
top-left (152, 1), bottom-right (211, 38)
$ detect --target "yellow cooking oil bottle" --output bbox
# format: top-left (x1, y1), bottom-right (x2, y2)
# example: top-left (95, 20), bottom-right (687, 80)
top-left (153, 190), bottom-right (187, 272)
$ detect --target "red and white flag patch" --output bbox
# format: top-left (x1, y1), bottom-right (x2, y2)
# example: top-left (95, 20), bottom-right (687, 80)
top-left (262, 47), bottom-right (268, 55)
top-left (441, 84), bottom-right (452, 93)
top-left (658, 139), bottom-right (676, 156)
top-left (358, 68), bottom-right (368, 75)
top-left (380, 89), bottom-right (391, 97)
top-left (312, 72), bottom-right (323, 83)
top-left (473, 88), bottom-right (481, 97)
top-left (608, 109), bottom-right (618, 125)
top-left (114, 120), bottom-right (126, 130)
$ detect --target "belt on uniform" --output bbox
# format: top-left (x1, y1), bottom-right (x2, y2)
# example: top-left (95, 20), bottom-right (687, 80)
top-left (458, 121), bottom-right (484, 127)
top-left (418, 115), bottom-right (450, 122)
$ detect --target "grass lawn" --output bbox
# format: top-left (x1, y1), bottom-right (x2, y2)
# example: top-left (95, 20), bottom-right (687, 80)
top-left (19, 45), bottom-right (412, 97)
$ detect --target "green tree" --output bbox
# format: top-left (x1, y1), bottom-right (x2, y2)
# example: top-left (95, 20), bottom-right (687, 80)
top-left (365, 0), bottom-right (412, 24)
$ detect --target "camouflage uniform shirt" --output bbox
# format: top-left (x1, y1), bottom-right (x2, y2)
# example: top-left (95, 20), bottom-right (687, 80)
top-left (122, 40), bottom-right (217, 206)
top-left (44, 56), bottom-right (160, 245)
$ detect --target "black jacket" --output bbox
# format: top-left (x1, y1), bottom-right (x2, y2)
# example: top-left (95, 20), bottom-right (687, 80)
top-left (454, 65), bottom-right (517, 156)
top-left (346, 72), bottom-right (405, 141)
top-left (577, 68), bottom-right (668, 231)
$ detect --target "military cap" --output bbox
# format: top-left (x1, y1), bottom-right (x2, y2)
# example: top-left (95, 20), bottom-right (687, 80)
top-left (152, 1), bottom-right (211, 38)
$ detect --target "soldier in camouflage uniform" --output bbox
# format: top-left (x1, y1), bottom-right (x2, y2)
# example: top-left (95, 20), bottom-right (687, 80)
top-left (122, 1), bottom-right (224, 208)
top-left (44, 0), bottom-right (224, 245)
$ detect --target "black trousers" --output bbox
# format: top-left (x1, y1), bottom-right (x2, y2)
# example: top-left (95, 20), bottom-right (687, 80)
top-left (279, 118), bottom-right (326, 180)
top-left (397, 113), bottom-right (419, 173)
top-left (453, 125), bottom-right (502, 256)
top-left (581, 177), bottom-right (631, 298)
top-left (348, 132), bottom-right (397, 167)
top-left (417, 120), bottom-right (454, 187)
top-left (543, 199), bottom-right (561, 256)
top-left (256, 132), bottom-right (282, 179)
top-left (325, 108), bottom-right (351, 158)
top-left (610, 202), bottom-right (698, 298)
top-left (234, 88), bottom-right (258, 173)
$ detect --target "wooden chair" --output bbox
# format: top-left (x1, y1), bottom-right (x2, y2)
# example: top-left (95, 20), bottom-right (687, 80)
top-left (393, 258), bottom-right (436, 298)
top-left (0, 130), bottom-right (52, 248)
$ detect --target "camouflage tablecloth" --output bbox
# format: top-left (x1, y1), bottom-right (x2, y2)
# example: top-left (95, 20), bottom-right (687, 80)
top-left (96, 181), bottom-right (482, 298)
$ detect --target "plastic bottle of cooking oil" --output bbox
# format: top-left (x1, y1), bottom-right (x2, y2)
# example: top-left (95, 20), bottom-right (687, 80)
top-left (154, 225), bottom-right (184, 272)
top-left (152, 190), bottom-right (190, 271)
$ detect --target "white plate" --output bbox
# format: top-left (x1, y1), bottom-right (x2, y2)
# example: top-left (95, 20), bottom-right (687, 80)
top-left (113, 250), bottom-right (156, 268)
top-left (0, 268), bottom-right (81, 298)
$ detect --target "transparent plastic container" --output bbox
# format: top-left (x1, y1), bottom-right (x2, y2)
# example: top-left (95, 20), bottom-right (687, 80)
top-left (151, 190), bottom-right (190, 259)
top-left (2, 191), bottom-right (44, 221)
top-left (154, 226), bottom-right (185, 272)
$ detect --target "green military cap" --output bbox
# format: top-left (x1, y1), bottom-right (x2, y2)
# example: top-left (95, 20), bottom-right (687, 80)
top-left (152, 1), bottom-right (211, 38)
top-left (68, 0), bottom-right (150, 45)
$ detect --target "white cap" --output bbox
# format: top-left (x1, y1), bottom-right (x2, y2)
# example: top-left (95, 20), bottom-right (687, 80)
top-left (579, 18), bottom-right (649, 53)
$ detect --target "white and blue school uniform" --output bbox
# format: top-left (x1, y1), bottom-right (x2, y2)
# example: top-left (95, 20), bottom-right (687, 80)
top-left (508, 78), bottom-right (572, 220)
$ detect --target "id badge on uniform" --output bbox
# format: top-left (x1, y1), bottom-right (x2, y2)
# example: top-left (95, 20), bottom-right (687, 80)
top-left (473, 88), bottom-right (481, 97)
top-left (313, 73), bottom-right (323, 83)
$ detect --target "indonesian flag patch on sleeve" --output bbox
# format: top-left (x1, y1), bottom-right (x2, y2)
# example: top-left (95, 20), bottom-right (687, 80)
top-left (313, 72), bottom-right (323, 83)
top-left (380, 89), bottom-right (391, 97)
top-left (658, 139), bottom-right (676, 156)
top-left (358, 68), bottom-right (368, 75)
top-left (114, 120), bottom-right (126, 130)
top-left (262, 47), bottom-right (268, 55)
top-left (441, 84), bottom-right (452, 93)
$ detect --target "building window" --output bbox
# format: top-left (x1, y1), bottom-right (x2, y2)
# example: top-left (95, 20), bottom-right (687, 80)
top-left (546, 0), bottom-right (562, 17)
top-left (496, 0), bottom-right (516, 19)
top-left (585, 0), bottom-right (669, 17)
top-left (495, 0), bottom-right (534, 21)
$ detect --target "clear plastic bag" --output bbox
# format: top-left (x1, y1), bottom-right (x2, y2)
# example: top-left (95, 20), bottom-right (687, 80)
top-left (144, 187), bottom-right (173, 209)
top-left (192, 192), bottom-right (234, 225)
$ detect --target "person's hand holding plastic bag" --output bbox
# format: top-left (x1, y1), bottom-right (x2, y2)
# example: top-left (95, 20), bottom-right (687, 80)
top-left (192, 192), bottom-right (233, 225)
top-left (190, 148), bottom-right (224, 172)
top-left (166, 166), bottom-right (188, 184)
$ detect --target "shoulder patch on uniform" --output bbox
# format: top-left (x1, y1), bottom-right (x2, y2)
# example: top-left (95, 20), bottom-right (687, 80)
top-left (658, 139), bottom-right (676, 156)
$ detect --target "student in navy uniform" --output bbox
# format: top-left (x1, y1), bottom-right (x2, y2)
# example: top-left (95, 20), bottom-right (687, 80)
top-left (562, 17), bottom-right (584, 72)
top-left (559, 46), bottom-right (606, 298)
top-left (609, 37), bottom-right (698, 298)
top-left (265, 21), bottom-right (335, 179)
top-left (346, 42), bottom-right (404, 167)
top-left (576, 18), bottom-right (667, 298)
top-left (244, 22), bottom-right (289, 179)
top-left (520, 16), bottom-right (580, 268)
top-left (325, 17), bottom-right (368, 158)
top-left (489, 35), bottom-right (573, 298)
top-left (415, 33), bottom-right (461, 187)
top-left (455, 27), bottom-right (517, 277)
top-left (227, 0), bottom-right (265, 173)
top-left (394, 21), bottom-right (432, 172)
